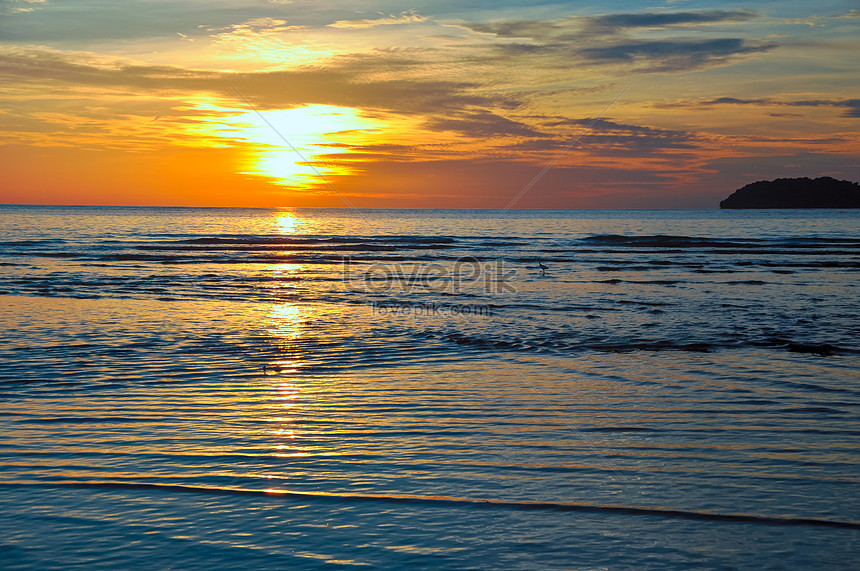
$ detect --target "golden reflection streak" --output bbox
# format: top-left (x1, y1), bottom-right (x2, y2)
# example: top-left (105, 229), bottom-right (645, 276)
top-left (241, 213), bottom-right (366, 478)
top-left (262, 236), bottom-right (315, 453)
top-left (274, 210), bottom-right (299, 234)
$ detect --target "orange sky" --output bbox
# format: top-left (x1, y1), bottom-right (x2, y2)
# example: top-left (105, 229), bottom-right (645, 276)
top-left (1, 1), bottom-right (858, 208)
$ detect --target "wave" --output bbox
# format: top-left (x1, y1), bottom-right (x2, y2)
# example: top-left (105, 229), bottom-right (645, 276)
top-left (423, 330), bottom-right (717, 353)
top-left (423, 331), bottom-right (857, 356)
top-left (4, 231), bottom-right (860, 270)
top-left (178, 235), bottom-right (457, 245)
top-left (6, 481), bottom-right (857, 530)
top-left (581, 234), bottom-right (860, 249)
top-left (12, 415), bottom-right (155, 424)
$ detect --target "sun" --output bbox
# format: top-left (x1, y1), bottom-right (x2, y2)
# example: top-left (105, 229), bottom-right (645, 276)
top-left (198, 104), bottom-right (383, 188)
top-left (181, 99), bottom-right (429, 195)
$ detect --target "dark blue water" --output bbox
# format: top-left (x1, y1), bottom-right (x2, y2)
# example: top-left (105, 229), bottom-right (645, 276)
top-left (1, 206), bottom-right (859, 569)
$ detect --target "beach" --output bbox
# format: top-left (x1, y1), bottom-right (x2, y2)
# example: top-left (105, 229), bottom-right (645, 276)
top-left (1, 206), bottom-right (858, 568)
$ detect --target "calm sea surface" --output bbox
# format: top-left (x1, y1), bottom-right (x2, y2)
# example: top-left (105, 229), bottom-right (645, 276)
top-left (1, 206), bottom-right (859, 569)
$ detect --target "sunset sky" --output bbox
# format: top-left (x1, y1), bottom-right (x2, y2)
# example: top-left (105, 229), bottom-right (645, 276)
top-left (1, 0), bottom-right (858, 208)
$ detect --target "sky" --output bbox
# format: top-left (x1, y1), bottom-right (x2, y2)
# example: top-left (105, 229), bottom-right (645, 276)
top-left (0, 0), bottom-right (858, 208)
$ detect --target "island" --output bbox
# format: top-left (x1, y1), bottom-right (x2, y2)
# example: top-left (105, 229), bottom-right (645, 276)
top-left (719, 176), bottom-right (860, 209)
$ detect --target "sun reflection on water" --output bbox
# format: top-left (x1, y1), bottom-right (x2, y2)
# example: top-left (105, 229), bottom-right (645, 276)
top-left (262, 299), bottom-right (317, 460)
top-left (269, 302), bottom-right (303, 339)
top-left (274, 210), bottom-right (299, 234)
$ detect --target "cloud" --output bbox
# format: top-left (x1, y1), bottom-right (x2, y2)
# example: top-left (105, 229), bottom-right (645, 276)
top-left (830, 9), bottom-right (860, 19)
top-left (463, 10), bottom-right (759, 41)
top-left (328, 10), bottom-right (426, 29)
top-left (0, 46), bottom-right (540, 161)
top-left (463, 19), bottom-right (563, 40)
top-left (0, 1), bottom-right (364, 42)
top-left (208, 17), bottom-right (305, 34)
top-left (461, 10), bottom-right (775, 73)
top-left (704, 97), bottom-right (770, 105)
top-left (792, 99), bottom-right (860, 118)
top-left (1, 0), bottom-right (45, 15)
top-left (314, 155), bottom-right (693, 208)
top-left (498, 116), bottom-right (702, 158)
top-left (0, 46), bottom-right (708, 160)
top-left (545, 117), bottom-right (699, 154)
top-left (558, 117), bottom-right (691, 136)
top-left (701, 96), bottom-right (860, 118)
top-left (0, 48), bottom-right (511, 117)
top-left (424, 110), bottom-right (546, 138)
top-left (578, 38), bottom-right (776, 71)
top-left (587, 10), bottom-right (758, 31)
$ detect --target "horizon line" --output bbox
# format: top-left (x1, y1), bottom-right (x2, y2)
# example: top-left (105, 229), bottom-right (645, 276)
top-left (1, 203), bottom-right (721, 210)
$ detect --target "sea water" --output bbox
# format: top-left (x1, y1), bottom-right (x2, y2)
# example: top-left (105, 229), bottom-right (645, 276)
top-left (1, 206), bottom-right (858, 569)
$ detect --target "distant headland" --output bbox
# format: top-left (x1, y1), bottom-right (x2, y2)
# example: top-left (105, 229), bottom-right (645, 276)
top-left (719, 177), bottom-right (860, 209)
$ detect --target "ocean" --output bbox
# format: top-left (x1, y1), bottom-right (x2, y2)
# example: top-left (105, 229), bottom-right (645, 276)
top-left (1, 206), bottom-right (858, 569)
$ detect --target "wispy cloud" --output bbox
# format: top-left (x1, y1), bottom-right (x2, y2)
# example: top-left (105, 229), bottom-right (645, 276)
top-left (424, 109), bottom-right (546, 138)
top-left (587, 10), bottom-right (759, 31)
top-left (1, 0), bottom-right (45, 15)
top-left (463, 9), bottom-right (760, 41)
top-left (328, 10), bottom-right (426, 29)
top-left (700, 96), bottom-right (860, 118)
top-left (579, 38), bottom-right (776, 71)
top-left (461, 10), bottom-right (775, 73)
top-left (830, 9), bottom-right (860, 19)
top-left (0, 47), bottom-right (506, 116)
